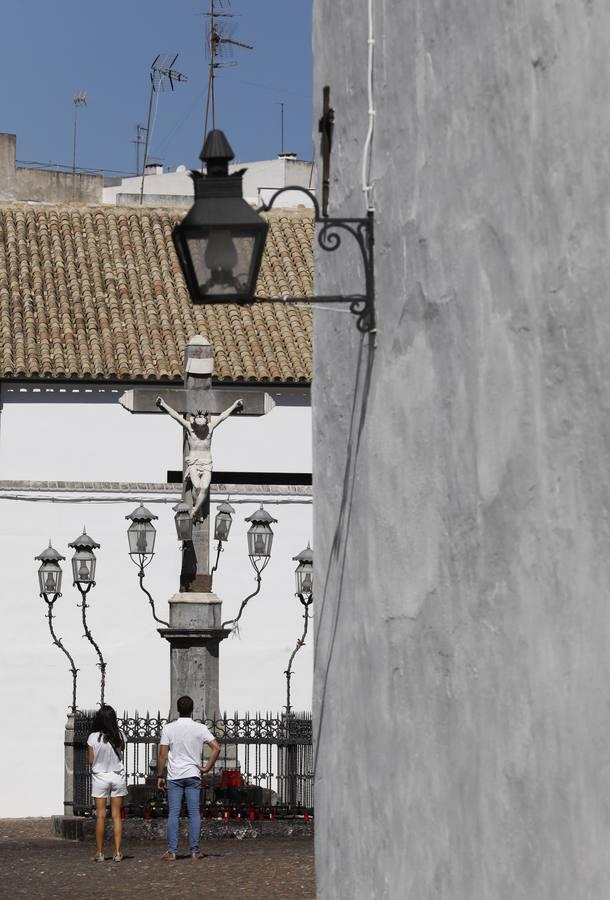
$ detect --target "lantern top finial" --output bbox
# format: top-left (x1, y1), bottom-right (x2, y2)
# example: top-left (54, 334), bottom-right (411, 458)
top-left (35, 540), bottom-right (65, 563)
top-left (199, 129), bottom-right (235, 168)
top-left (126, 503), bottom-right (158, 523)
top-left (292, 542), bottom-right (313, 564)
top-left (245, 505), bottom-right (278, 525)
top-left (68, 527), bottom-right (100, 550)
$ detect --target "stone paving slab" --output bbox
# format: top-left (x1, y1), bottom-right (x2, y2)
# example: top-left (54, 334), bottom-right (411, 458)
top-left (0, 818), bottom-right (315, 899)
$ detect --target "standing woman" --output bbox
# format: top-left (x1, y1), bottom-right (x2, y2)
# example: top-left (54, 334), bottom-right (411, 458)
top-left (87, 705), bottom-right (128, 862)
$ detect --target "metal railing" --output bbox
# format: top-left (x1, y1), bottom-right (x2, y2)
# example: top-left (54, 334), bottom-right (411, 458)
top-left (70, 711), bottom-right (313, 817)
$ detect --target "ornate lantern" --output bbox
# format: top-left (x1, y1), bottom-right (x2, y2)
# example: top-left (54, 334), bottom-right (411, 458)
top-left (293, 543), bottom-right (313, 601)
top-left (214, 501), bottom-right (236, 543)
top-left (173, 501), bottom-right (193, 542)
top-left (245, 506), bottom-right (278, 563)
top-left (126, 503), bottom-right (158, 559)
top-left (35, 541), bottom-right (66, 596)
top-left (68, 528), bottom-right (100, 586)
top-left (172, 130), bottom-right (269, 304)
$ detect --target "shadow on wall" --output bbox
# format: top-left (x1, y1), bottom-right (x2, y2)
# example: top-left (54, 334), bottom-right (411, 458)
top-left (314, 331), bottom-right (376, 769)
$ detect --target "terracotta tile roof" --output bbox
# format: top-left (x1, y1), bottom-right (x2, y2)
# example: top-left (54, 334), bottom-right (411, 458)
top-left (0, 205), bottom-right (313, 383)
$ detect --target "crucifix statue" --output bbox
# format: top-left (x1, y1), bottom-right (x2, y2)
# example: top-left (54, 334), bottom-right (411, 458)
top-left (119, 334), bottom-right (275, 718)
top-left (155, 396), bottom-right (243, 522)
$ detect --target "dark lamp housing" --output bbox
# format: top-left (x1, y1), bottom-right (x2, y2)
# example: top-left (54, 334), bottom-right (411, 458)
top-left (173, 130), bottom-right (268, 304)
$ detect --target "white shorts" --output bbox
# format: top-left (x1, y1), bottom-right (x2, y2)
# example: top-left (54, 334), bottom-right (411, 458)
top-left (91, 771), bottom-right (128, 798)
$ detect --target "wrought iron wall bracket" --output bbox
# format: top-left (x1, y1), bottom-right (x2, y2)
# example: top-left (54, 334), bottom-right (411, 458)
top-left (257, 187), bottom-right (375, 334)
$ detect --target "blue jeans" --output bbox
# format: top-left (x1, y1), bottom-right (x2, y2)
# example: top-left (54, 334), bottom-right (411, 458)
top-left (167, 777), bottom-right (201, 854)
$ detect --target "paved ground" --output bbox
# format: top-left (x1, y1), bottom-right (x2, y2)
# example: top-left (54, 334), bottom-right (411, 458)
top-left (0, 819), bottom-right (315, 899)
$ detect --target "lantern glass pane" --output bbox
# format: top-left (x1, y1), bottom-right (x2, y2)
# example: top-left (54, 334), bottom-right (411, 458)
top-left (72, 551), bottom-right (96, 585)
top-left (214, 512), bottom-right (232, 542)
top-left (175, 513), bottom-right (193, 542)
top-left (128, 521), bottom-right (156, 556)
top-left (38, 563), bottom-right (62, 595)
top-left (247, 524), bottom-right (273, 558)
top-left (296, 564), bottom-right (313, 596)
top-left (186, 231), bottom-right (257, 297)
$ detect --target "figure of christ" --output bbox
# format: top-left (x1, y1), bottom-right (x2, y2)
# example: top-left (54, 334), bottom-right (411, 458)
top-left (156, 397), bottom-right (243, 522)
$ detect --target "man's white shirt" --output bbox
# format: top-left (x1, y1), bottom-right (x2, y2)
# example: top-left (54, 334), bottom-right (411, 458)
top-left (160, 718), bottom-right (215, 780)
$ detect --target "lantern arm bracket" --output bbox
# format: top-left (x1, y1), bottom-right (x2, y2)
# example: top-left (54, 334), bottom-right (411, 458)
top-left (257, 186), bottom-right (375, 334)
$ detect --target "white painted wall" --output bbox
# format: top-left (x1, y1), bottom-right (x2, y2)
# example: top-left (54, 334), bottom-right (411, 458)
top-left (103, 157), bottom-right (315, 208)
top-left (0, 388), bottom-right (312, 816)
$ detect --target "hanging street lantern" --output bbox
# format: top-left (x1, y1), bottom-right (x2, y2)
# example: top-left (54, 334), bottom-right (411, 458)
top-left (36, 541), bottom-right (66, 597)
top-left (245, 506), bottom-right (278, 571)
top-left (173, 501), bottom-right (193, 542)
top-left (68, 527), bottom-right (100, 586)
top-left (214, 501), bottom-right (236, 543)
top-left (172, 129), bottom-right (269, 304)
top-left (126, 503), bottom-right (158, 562)
top-left (293, 543), bottom-right (313, 604)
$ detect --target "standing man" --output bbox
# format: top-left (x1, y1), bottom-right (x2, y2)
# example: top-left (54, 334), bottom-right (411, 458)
top-left (158, 695), bottom-right (221, 860)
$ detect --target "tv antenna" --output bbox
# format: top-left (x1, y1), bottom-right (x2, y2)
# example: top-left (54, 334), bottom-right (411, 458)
top-left (131, 124), bottom-right (147, 176)
top-left (139, 54), bottom-right (188, 204)
top-left (72, 93), bottom-right (88, 199)
top-left (201, 0), bottom-right (253, 142)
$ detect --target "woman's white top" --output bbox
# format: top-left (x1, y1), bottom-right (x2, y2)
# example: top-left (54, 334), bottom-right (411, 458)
top-left (87, 730), bottom-right (126, 774)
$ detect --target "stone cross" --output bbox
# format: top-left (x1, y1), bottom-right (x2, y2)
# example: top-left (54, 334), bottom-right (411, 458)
top-left (119, 334), bottom-right (275, 718)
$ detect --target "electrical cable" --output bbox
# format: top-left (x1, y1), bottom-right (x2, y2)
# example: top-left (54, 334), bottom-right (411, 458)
top-left (361, 0), bottom-right (376, 212)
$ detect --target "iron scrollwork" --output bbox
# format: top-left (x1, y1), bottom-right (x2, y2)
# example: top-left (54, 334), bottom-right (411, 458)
top-left (257, 187), bottom-right (375, 334)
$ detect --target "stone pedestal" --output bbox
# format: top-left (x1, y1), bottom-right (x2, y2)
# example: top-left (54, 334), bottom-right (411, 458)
top-left (159, 593), bottom-right (231, 720)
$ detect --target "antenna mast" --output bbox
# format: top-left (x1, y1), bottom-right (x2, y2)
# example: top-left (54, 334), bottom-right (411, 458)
top-left (139, 54), bottom-right (188, 205)
top-left (202, 0), bottom-right (253, 143)
top-left (72, 93), bottom-right (88, 199)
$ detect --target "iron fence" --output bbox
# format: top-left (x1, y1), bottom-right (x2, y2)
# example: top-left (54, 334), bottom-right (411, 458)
top-left (70, 711), bottom-right (313, 818)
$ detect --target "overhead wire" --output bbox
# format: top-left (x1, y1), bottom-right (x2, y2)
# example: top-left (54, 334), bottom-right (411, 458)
top-left (361, 0), bottom-right (376, 212)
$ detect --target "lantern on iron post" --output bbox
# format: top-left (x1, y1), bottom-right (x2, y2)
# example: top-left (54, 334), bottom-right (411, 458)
top-left (126, 503), bottom-right (158, 564)
top-left (126, 503), bottom-right (168, 628)
top-left (35, 541), bottom-right (78, 713)
top-left (172, 130), bottom-right (269, 304)
top-left (245, 506), bottom-right (278, 573)
top-left (173, 501), bottom-right (193, 543)
top-left (211, 500), bottom-right (235, 575)
top-left (285, 544), bottom-right (314, 721)
top-left (68, 527), bottom-right (106, 705)
top-left (221, 506), bottom-right (279, 632)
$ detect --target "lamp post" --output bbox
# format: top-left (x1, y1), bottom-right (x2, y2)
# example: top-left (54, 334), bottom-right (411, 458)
top-left (211, 500), bottom-right (235, 575)
top-left (68, 527), bottom-right (106, 705)
top-left (285, 544), bottom-right (314, 719)
top-left (126, 503), bottom-right (169, 628)
top-left (35, 541), bottom-right (79, 713)
top-left (221, 505), bottom-right (278, 631)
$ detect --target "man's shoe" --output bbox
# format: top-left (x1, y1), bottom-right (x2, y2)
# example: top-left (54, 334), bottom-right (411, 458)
top-left (162, 851), bottom-right (177, 861)
top-left (113, 851), bottom-right (123, 862)
top-left (93, 851), bottom-right (104, 862)
top-left (191, 851), bottom-right (204, 859)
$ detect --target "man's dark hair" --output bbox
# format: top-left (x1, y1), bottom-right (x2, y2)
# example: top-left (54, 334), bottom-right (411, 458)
top-left (177, 695), bottom-right (194, 717)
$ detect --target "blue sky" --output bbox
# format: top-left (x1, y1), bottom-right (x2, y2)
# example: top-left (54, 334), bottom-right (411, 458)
top-left (0, 1), bottom-right (313, 175)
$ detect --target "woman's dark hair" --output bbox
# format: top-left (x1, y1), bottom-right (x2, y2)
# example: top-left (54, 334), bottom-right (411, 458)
top-left (91, 705), bottom-right (124, 756)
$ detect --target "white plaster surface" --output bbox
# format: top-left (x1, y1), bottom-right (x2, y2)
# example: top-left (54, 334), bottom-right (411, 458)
top-left (0, 395), bottom-right (312, 816)
top-left (313, 1), bottom-right (610, 897)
